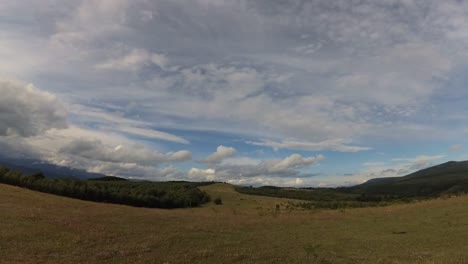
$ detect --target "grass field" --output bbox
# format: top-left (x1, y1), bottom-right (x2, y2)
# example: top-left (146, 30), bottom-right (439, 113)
top-left (2, 183), bottom-right (468, 263)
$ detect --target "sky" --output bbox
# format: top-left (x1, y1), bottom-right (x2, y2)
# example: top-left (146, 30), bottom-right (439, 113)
top-left (2, 0), bottom-right (468, 187)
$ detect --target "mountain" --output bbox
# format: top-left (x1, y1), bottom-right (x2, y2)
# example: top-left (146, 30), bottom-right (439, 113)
top-left (0, 157), bottom-right (106, 180)
top-left (350, 161), bottom-right (468, 197)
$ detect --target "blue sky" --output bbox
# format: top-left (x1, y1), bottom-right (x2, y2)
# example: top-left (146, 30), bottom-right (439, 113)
top-left (1, 0), bottom-right (468, 186)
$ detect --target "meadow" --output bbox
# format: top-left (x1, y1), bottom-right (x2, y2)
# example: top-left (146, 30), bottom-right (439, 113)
top-left (2, 183), bottom-right (468, 263)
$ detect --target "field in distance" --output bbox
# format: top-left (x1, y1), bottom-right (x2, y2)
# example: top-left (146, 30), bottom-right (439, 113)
top-left (2, 182), bottom-right (468, 263)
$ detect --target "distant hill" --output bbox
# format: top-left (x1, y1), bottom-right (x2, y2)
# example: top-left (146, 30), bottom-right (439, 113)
top-left (236, 160), bottom-right (468, 205)
top-left (89, 176), bottom-right (128, 181)
top-left (350, 161), bottom-right (468, 197)
top-left (0, 157), bottom-right (107, 180)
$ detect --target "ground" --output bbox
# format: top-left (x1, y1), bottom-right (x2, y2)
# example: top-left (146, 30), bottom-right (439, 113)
top-left (1, 183), bottom-right (468, 263)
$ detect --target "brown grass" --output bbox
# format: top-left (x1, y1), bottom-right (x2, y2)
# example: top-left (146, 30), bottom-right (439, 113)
top-left (2, 183), bottom-right (468, 263)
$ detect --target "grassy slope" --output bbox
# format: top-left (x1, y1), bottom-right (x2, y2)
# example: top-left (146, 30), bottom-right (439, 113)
top-left (2, 183), bottom-right (468, 264)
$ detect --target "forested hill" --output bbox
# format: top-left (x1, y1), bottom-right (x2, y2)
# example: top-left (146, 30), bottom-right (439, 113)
top-left (235, 161), bottom-right (468, 208)
top-left (0, 166), bottom-right (213, 209)
top-left (349, 161), bottom-right (468, 197)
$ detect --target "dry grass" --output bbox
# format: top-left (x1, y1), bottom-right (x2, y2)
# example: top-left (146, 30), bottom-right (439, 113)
top-left (2, 183), bottom-right (468, 263)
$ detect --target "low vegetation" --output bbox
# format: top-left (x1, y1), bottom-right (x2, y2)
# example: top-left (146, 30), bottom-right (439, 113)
top-left (0, 166), bottom-right (212, 208)
top-left (3, 182), bottom-right (468, 263)
top-left (234, 185), bottom-right (401, 208)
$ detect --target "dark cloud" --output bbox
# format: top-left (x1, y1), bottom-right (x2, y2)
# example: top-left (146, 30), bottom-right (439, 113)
top-left (0, 79), bottom-right (67, 137)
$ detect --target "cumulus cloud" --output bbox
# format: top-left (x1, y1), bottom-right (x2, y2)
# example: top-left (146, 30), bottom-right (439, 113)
top-left (247, 138), bottom-right (371, 152)
top-left (0, 79), bottom-right (67, 137)
top-left (188, 168), bottom-right (216, 181)
top-left (189, 153), bottom-right (324, 182)
top-left (205, 145), bottom-right (237, 163)
top-left (168, 150), bottom-right (192, 161)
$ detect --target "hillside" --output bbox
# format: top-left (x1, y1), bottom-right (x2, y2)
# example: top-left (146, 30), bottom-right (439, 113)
top-left (3, 183), bottom-right (468, 263)
top-left (350, 161), bottom-right (468, 197)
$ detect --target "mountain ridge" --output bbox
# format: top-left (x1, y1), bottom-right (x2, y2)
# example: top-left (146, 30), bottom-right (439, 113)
top-left (350, 160), bottom-right (468, 197)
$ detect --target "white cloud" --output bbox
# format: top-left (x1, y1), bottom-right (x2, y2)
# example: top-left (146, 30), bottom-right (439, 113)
top-left (270, 154), bottom-right (324, 172)
top-left (363, 162), bottom-right (386, 167)
top-left (0, 79), bottom-right (67, 137)
top-left (95, 49), bottom-right (167, 71)
top-left (392, 155), bottom-right (446, 165)
top-left (168, 150), bottom-right (192, 161)
top-left (246, 138), bottom-right (371, 152)
top-left (450, 144), bottom-right (463, 151)
top-left (191, 153), bottom-right (324, 184)
top-left (342, 154), bottom-right (447, 185)
top-left (86, 161), bottom-right (184, 180)
top-left (2, 0), bottom-right (468, 185)
top-left (109, 125), bottom-right (189, 144)
top-left (187, 168), bottom-right (216, 181)
top-left (69, 104), bottom-right (189, 144)
top-left (58, 138), bottom-right (191, 165)
top-left (205, 145), bottom-right (237, 163)
top-left (295, 178), bottom-right (304, 186)
top-left (50, 0), bottom-right (130, 54)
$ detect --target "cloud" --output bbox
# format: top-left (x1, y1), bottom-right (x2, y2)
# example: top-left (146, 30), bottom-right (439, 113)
top-left (95, 49), bottom-right (167, 71)
top-left (205, 145), bottom-right (237, 163)
top-left (109, 125), bottom-right (189, 144)
top-left (189, 153), bottom-right (324, 182)
top-left (342, 154), bottom-right (448, 185)
top-left (246, 138), bottom-right (371, 152)
top-left (295, 178), bottom-right (304, 186)
top-left (392, 155), bottom-right (446, 165)
top-left (58, 139), bottom-right (191, 165)
top-left (270, 154), bottom-right (324, 171)
top-left (2, 0), bottom-right (468, 186)
top-left (69, 104), bottom-right (189, 144)
top-left (363, 162), bottom-right (386, 167)
top-left (0, 79), bottom-right (67, 137)
top-left (188, 168), bottom-right (216, 181)
top-left (4, 0), bottom-right (463, 145)
top-left (450, 144), bottom-right (463, 151)
top-left (0, 136), bottom-right (41, 159)
top-left (85, 162), bottom-right (184, 180)
top-left (168, 150), bottom-right (192, 161)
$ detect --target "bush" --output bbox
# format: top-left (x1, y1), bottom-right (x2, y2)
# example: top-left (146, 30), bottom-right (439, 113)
top-left (214, 197), bottom-right (223, 205)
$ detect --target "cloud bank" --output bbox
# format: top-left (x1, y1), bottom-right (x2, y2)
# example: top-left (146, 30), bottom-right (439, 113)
top-left (0, 79), bottom-right (67, 137)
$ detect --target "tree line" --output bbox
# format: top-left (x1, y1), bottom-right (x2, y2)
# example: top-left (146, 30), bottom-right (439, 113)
top-left (0, 166), bottom-right (212, 208)
top-left (234, 185), bottom-right (416, 209)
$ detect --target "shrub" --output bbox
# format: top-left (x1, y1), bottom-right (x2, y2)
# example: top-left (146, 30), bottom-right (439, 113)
top-left (214, 197), bottom-right (223, 205)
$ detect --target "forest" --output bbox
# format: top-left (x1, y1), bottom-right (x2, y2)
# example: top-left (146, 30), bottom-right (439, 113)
top-left (0, 166), bottom-right (212, 208)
